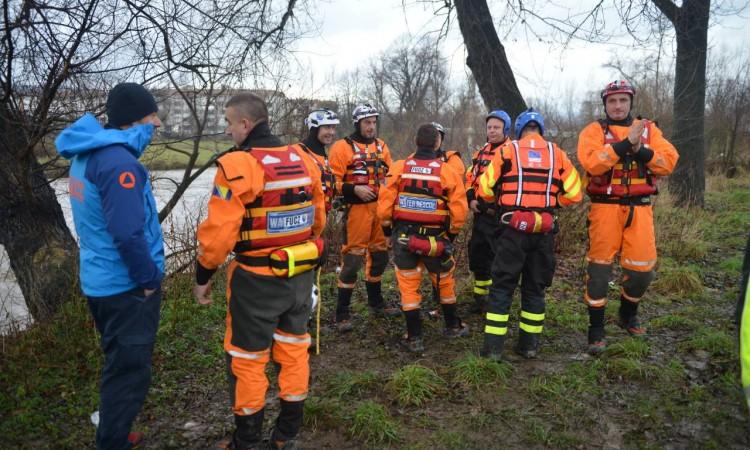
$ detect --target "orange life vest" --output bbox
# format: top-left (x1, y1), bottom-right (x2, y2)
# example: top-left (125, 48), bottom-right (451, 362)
top-left (393, 156), bottom-right (449, 227)
top-left (234, 146), bottom-right (314, 252)
top-left (495, 139), bottom-right (565, 211)
top-left (586, 120), bottom-right (658, 201)
top-left (343, 137), bottom-right (387, 190)
top-left (470, 143), bottom-right (498, 187)
top-left (298, 143), bottom-right (335, 212)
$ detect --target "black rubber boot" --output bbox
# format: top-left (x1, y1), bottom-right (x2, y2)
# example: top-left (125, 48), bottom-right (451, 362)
top-left (471, 293), bottom-right (487, 314)
top-left (232, 410), bottom-right (265, 450)
top-left (480, 334), bottom-right (505, 361)
top-left (514, 330), bottom-right (540, 359)
top-left (335, 288), bottom-right (353, 322)
top-left (587, 306), bottom-right (606, 355)
top-left (367, 281), bottom-right (399, 316)
top-left (270, 400), bottom-right (303, 449)
top-left (618, 296), bottom-right (646, 336)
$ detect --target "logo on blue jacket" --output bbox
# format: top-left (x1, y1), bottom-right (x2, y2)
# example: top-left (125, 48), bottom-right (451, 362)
top-left (267, 206), bottom-right (314, 234)
top-left (399, 195), bottom-right (437, 212)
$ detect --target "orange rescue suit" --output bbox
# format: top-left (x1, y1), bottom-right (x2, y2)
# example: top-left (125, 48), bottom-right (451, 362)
top-left (196, 145), bottom-right (325, 415)
top-left (378, 154), bottom-right (468, 310)
top-left (578, 119), bottom-right (678, 306)
top-left (476, 133), bottom-right (583, 209)
top-left (329, 136), bottom-right (393, 286)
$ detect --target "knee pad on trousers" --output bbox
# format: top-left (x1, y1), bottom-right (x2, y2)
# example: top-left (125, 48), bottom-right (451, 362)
top-left (339, 253), bottom-right (363, 284)
top-left (368, 250), bottom-right (389, 278)
top-left (585, 263), bottom-right (612, 307)
top-left (622, 269), bottom-right (655, 302)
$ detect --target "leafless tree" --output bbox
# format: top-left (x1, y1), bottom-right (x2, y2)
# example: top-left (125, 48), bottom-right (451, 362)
top-left (0, 0), bottom-right (305, 320)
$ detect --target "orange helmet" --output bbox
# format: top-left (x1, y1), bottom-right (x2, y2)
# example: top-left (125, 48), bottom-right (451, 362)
top-left (601, 80), bottom-right (635, 101)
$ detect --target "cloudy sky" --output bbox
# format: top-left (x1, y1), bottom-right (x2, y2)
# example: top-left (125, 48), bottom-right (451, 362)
top-left (286, 0), bottom-right (750, 104)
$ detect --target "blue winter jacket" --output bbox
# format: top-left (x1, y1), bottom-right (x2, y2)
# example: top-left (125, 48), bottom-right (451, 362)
top-left (56, 113), bottom-right (165, 297)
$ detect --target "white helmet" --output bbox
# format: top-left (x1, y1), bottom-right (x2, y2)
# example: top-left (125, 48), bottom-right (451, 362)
top-left (352, 103), bottom-right (379, 124)
top-left (305, 108), bottom-right (340, 129)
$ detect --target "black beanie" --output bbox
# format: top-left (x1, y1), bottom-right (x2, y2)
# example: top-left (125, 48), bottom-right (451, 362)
top-left (106, 83), bottom-right (158, 127)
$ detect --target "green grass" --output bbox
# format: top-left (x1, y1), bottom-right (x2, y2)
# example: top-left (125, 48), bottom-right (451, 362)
top-left (303, 397), bottom-right (343, 431)
top-left (142, 138), bottom-right (227, 170)
top-left (348, 401), bottom-right (400, 446)
top-left (651, 265), bottom-right (705, 299)
top-left (605, 337), bottom-right (650, 359)
top-left (327, 370), bottom-right (382, 399)
top-left (450, 353), bottom-right (512, 390)
top-left (385, 365), bottom-right (446, 407)
top-left (681, 328), bottom-right (736, 358)
top-left (650, 314), bottom-right (700, 331)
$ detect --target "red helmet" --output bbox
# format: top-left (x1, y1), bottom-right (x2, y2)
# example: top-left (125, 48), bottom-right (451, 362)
top-left (601, 80), bottom-right (635, 100)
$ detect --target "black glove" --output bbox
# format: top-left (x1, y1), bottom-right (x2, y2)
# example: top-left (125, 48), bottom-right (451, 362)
top-left (447, 232), bottom-right (458, 243)
top-left (382, 225), bottom-right (392, 237)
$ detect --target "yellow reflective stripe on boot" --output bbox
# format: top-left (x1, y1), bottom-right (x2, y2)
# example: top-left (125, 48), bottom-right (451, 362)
top-left (520, 311), bottom-right (544, 333)
top-left (486, 312), bottom-right (508, 322)
top-left (474, 279), bottom-right (492, 295)
top-left (520, 311), bottom-right (545, 321)
top-left (485, 325), bottom-right (508, 335)
top-left (519, 323), bottom-right (543, 333)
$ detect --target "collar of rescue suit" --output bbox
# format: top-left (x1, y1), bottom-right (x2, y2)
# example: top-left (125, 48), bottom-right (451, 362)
top-left (303, 129), bottom-right (327, 158)
top-left (237, 121), bottom-right (283, 149)
top-left (603, 114), bottom-right (634, 127)
top-left (413, 146), bottom-right (438, 160)
top-left (350, 130), bottom-right (375, 145)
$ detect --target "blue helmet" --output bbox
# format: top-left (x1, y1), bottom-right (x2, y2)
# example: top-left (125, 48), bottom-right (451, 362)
top-left (515, 108), bottom-right (545, 137)
top-left (486, 109), bottom-right (511, 137)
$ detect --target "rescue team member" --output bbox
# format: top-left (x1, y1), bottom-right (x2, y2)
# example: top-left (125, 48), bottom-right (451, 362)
top-left (329, 103), bottom-right (398, 329)
top-left (416, 122), bottom-right (465, 317)
top-left (432, 121), bottom-right (465, 174)
top-left (377, 124), bottom-right (469, 352)
top-left (193, 93), bottom-right (326, 450)
top-left (738, 235), bottom-right (750, 410)
top-left (295, 109), bottom-right (339, 212)
top-left (477, 109), bottom-right (582, 360)
top-left (56, 83), bottom-right (164, 449)
top-left (578, 80), bottom-right (678, 354)
top-left (465, 110), bottom-right (513, 313)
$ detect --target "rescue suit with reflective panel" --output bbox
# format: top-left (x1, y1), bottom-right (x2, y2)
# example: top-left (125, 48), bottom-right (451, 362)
top-left (377, 145), bottom-right (468, 341)
top-left (329, 131), bottom-right (394, 320)
top-left (577, 116), bottom-right (678, 343)
top-left (195, 122), bottom-right (326, 447)
top-left (465, 139), bottom-right (510, 310)
top-left (476, 132), bottom-right (582, 355)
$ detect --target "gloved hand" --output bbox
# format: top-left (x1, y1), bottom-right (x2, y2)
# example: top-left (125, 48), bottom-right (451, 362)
top-left (447, 232), bottom-right (458, 243)
top-left (382, 225), bottom-right (392, 237)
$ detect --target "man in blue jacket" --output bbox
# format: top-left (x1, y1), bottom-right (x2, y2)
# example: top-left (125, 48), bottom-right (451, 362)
top-left (56, 83), bottom-right (164, 450)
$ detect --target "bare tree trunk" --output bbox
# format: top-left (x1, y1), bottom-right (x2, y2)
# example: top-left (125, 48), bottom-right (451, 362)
top-left (655, 0), bottom-right (709, 207)
top-left (453, 0), bottom-right (527, 117)
top-left (0, 113), bottom-right (77, 320)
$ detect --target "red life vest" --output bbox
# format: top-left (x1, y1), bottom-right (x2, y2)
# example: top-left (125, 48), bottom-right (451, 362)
top-left (298, 143), bottom-right (335, 212)
top-left (586, 120), bottom-right (658, 200)
top-left (495, 138), bottom-right (565, 211)
top-left (234, 146), bottom-right (314, 252)
top-left (393, 156), bottom-right (449, 227)
top-left (343, 138), bottom-right (387, 191)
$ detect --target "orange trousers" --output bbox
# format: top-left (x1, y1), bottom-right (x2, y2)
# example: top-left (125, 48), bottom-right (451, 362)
top-left (224, 262), bottom-right (311, 415)
top-left (585, 203), bottom-right (657, 307)
top-left (338, 202), bottom-right (389, 287)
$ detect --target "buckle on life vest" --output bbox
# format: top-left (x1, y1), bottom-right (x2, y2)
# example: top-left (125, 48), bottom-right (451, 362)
top-left (500, 211), bottom-right (554, 234)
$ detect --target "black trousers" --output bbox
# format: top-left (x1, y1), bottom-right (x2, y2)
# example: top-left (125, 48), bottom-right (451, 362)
top-left (485, 227), bottom-right (555, 336)
top-left (88, 288), bottom-right (161, 450)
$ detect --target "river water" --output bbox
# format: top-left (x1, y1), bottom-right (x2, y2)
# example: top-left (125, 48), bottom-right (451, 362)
top-left (0, 168), bottom-right (217, 333)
